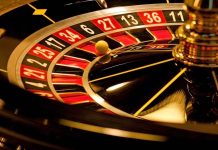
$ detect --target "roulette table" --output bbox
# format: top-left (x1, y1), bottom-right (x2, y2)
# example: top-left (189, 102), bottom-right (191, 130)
top-left (0, 0), bottom-right (218, 149)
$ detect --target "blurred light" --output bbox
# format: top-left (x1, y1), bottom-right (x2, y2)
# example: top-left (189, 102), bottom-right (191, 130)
top-left (142, 102), bottom-right (186, 123)
top-left (106, 82), bottom-right (129, 92)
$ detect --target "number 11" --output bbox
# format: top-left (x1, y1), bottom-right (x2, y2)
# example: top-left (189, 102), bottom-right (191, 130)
top-left (169, 11), bottom-right (184, 22)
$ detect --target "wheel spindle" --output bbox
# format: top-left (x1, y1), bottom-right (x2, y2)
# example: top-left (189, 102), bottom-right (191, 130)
top-left (173, 0), bottom-right (218, 122)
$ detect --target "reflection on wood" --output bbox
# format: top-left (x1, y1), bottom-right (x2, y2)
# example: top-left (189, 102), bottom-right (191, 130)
top-left (0, 0), bottom-right (35, 16)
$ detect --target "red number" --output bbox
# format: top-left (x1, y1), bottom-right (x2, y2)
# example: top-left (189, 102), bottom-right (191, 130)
top-left (28, 44), bottom-right (58, 61)
top-left (20, 65), bottom-right (47, 81)
top-left (92, 16), bottom-right (122, 32)
top-left (138, 11), bottom-right (166, 25)
top-left (54, 27), bottom-right (85, 44)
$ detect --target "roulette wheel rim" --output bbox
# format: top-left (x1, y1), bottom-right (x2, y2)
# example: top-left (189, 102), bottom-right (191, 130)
top-left (0, 0), bottom-right (218, 148)
top-left (5, 3), bottom-right (188, 118)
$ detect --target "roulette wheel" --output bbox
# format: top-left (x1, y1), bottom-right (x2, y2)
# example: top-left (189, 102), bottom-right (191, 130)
top-left (0, 0), bottom-right (218, 149)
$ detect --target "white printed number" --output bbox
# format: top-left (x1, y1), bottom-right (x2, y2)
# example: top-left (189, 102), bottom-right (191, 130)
top-left (33, 46), bottom-right (55, 60)
top-left (121, 15), bottom-right (138, 26)
top-left (169, 11), bottom-right (184, 22)
top-left (144, 12), bottom-right (162, 23)
top-left (80, 24), bottom-right (95, 35)
top-left (97, 18), bottom-right (116, 31)
top-left (59, 30), bottom-right (81, 42)
top-left (27, 59), bottom-right (48, 68)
